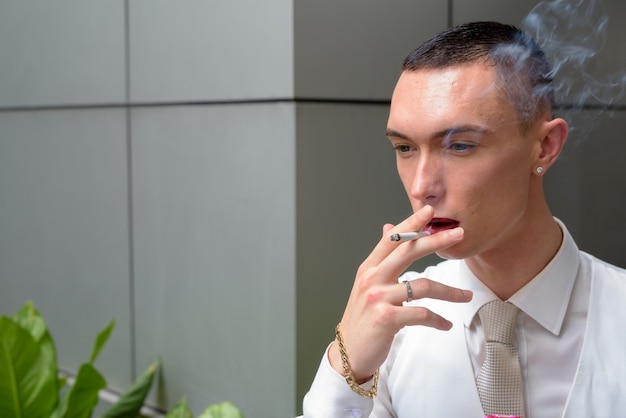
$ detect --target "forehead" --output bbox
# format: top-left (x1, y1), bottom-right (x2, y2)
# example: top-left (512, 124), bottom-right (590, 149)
top-left (388, 64), bottom-right (518, 133)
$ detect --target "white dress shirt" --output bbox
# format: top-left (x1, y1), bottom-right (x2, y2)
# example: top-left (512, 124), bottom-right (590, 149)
top-left (303, 220), bottom-right (624, 418)
top-left (459, 217), bottom-right (587, 417)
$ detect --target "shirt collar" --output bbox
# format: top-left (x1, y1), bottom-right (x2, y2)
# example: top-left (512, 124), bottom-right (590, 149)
top-left (460, 218), bottom-right (580, 336)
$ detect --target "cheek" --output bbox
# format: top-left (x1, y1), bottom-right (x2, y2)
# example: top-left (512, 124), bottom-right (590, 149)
top-left (471, 176), bottom-right (532, 240)
top-left (451, 159), bottom-right (530, 215)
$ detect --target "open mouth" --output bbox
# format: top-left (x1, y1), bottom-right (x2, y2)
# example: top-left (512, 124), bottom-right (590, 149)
top-left (424, 218), bottom-right (460, 235)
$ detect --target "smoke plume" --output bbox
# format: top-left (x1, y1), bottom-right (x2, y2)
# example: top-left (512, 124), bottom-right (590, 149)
top-left (522, 0), bottom-right (626, 145)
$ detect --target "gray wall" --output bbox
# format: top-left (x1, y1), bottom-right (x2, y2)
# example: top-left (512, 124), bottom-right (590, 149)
top-left (0, 1), bottom-right (624, 417)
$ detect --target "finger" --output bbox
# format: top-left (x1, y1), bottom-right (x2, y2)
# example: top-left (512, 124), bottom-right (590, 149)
top-left (374, 226), bottom-right (465, 282)
top-left (390, 278), bottom-right (473, 304)
top-left (382, 223), bottom-right (395, 235)
top-left (395, 305), bottom-right (457, 330)
top-left (363, 205), bottom-right (434, 268)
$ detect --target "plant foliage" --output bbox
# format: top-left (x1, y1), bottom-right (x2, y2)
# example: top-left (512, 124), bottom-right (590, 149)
top-left (165, 397), bottom-right (244, 418)
top-left (0, 301), bottom-right (244, 418)
top-left (0, 301), bottom-right (156, 418)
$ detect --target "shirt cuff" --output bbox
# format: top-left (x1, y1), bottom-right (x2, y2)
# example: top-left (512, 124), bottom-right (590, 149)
top-left (303, 343), bottom-right (375, 418)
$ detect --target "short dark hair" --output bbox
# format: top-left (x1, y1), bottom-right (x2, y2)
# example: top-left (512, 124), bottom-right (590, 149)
top-left (403, 21), bottom-right (555, 129)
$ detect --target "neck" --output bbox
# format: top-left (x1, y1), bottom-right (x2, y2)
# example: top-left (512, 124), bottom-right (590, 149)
top-left (465, 205), bottom-right (563, 300)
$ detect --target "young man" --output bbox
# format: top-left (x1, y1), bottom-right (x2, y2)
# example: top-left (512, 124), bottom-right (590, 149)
top-left (303, 22), bottom-right (626, 417)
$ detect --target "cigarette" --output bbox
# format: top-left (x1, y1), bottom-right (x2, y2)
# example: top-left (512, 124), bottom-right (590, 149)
top-left (390, 230), bottom-right (431, 242)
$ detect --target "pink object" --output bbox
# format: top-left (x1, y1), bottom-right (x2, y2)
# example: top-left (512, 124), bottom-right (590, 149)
top-left (484, 416), bottom-right (521, 418)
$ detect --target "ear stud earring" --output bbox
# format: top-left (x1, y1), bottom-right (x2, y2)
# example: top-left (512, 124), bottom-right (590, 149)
top-left (536, 166), bottom-right (544, 174)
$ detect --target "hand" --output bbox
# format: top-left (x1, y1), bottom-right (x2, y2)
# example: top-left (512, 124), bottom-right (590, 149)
top-left (328, 205), bottom-right (472, 382)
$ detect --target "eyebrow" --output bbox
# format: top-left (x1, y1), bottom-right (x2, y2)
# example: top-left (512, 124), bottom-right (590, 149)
top-left (386, 125), bottom-right (488, 141)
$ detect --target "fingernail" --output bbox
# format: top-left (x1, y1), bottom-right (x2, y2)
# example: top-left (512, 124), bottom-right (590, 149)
top-left (448, 227), bottom-right (464, 238)
top-left (418, 205), bottom-right (433, 220)
top-left (462, 290), bottom-right (473, 300)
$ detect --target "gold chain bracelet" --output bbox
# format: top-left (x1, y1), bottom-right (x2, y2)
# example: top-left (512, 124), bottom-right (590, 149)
top-left (335, 323), bottom-right (379, 399)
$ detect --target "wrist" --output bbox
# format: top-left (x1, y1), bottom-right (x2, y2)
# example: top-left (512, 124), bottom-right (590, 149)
top-left (328, 340), bottom-right (344, 374)
top-left (335, 323), bottom-right (379, 398)
top-left (329, 341), bottom-right (373, 384)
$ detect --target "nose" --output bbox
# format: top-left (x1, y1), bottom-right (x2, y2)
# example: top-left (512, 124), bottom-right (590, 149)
top-left (409, 153), bottom-right (444, 205)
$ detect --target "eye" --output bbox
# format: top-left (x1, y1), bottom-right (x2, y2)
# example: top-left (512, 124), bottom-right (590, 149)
top-left (449, 142), bottom-right (474, 152)
top-left (446, 142), bottom-right (476, 154)
top-left (442, 127), bottom-right (484, 155)
top-left (393, 144), bottom-right (414, 155)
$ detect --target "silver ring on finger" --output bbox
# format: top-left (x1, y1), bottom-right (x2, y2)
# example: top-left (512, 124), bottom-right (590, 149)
top-left (403, 279), bottom-right (413, 302)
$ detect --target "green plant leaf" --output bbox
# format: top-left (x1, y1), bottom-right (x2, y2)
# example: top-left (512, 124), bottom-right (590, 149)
top-left (197, 402), bottom-right (244, 418)
top-left (89, 320), bottom-right (115, 364)
top-left (60, 363), bottom-right (107, 418)
top-left (11, 300), bottom-right (48, 342)
top-left (164, 396), bottom-right (193, 418)
top-left (11, 301), bottom-right (60, 404)
top-left (100, 360), bottom-right (159, 418)
top-left (0, 316), bottom-right (58, 418)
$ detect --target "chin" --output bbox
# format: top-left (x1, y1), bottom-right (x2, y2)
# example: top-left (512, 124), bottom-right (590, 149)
top-left (435, 243), bottom-right (471, 261)
top-left (435, 252), bottom-right (463, 261)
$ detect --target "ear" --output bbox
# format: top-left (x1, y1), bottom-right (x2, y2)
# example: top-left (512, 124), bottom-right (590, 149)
top-left (534, 117), bottom-right (568, 174)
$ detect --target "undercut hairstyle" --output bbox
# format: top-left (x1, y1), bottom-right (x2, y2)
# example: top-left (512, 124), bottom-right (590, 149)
top-left (403, 21), bottom-right (555, 130)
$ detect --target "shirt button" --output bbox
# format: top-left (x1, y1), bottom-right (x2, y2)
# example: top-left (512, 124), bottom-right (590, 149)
top-left (350, 409), bottom-right (363, 418)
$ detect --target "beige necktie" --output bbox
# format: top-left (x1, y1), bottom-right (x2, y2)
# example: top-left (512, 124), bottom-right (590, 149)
top-left (476, 300), bottom-right (526, 417)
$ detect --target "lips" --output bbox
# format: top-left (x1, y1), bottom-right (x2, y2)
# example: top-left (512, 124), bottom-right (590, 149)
top-left (424, 218), bottom-right (460, 235)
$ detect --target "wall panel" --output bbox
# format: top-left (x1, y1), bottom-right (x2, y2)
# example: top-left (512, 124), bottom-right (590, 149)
top-left (545, 108), bottom-right (626, 267)
top-left (129, 0), bottom-right (294, 103)
top-left (0, 1), bottom-right (125, 107)
top-left (0, 109), bottom-right (132, 389)
top-left (131, 103), bottom-right (296, 417)
top-left (294, 0), bottom-right (448, 100)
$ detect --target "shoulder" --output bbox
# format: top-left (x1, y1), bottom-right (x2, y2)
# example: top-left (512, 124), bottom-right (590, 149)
top-left (580, 251), bottom-right (626, 312)
top-left (581, 251), bottom-right (626, 286)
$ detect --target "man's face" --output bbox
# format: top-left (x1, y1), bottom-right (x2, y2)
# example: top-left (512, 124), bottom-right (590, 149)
top-left (387, 63), bottom-right (542, 260)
